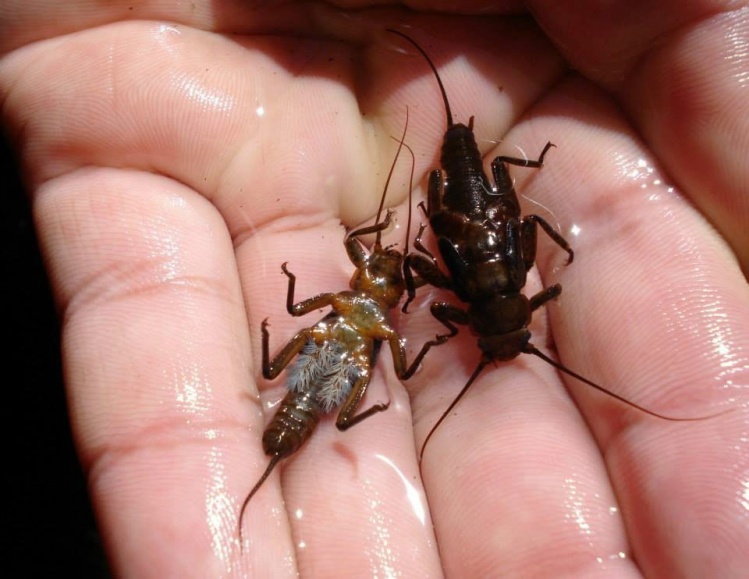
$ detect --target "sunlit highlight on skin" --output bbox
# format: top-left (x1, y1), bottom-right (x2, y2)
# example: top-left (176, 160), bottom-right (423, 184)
top-left (700, 299), bottom-right (748, 384)
top-left (361, 478), bottom-right (399, 579)
top-left (153, 23), bottom-right (182, 46)
top-left (205, 447), bottom-right (239, 574)
top-left (143, 215), bottom-right (184, 283)
top-left (596, 552), bottom-right (627, 564)
top-left (176, 74), bottom-right (236, 113)
top-left (171, 358), bottom-right (205, 412)
top-left (150, 23), bottom-right (236, 116)
top-left (627, 158), bottom-right (654, 184)
top-left (725, 25), bottom-right (749, 88)
top-left (615, 155), bottom-right (675, 193)
top-left (375, 453), bottom-right (428, 526)
top-left (562, 477), bottom-right (593, 540)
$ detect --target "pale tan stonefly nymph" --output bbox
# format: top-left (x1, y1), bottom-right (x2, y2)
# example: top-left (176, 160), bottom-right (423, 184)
top-left (238, 109), bottom-right (447, 544)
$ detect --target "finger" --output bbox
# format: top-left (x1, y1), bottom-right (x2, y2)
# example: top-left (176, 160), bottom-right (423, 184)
top-left (32, 168), bottom-right (278, 575)
top-left (530, 0), bottom-right (749, 275)
top-left (416, 354), bottom-right (640, 576)
top-left (0, 0), bottom-right (315, 54)
top-left (510, 74), bottom-right (749, 577)
top-left (231, 66), bottom-right (442, 573)
top-left (0, 22), bottom-right (400, 230)
top-left (235, 206), bottom-right (442, 575)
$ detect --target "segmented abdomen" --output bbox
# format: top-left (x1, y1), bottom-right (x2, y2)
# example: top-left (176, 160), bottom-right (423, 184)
top-left (441, 124), bottom-right (491, 218)
top-left (263, 340), bottom-right (360, 458)
top-left (262, 389), bottom-right (321, 459)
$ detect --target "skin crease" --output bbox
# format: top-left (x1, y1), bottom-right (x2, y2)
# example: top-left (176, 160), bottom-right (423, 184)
top-left (2, 1), bottom-right (748, 577)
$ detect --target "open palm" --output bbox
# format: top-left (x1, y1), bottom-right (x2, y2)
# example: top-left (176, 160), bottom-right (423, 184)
top-left (2, 2), bottom-right (747, 577)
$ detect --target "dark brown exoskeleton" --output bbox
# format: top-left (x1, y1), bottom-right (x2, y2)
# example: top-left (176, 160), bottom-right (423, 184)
top-left (387, 30), bottom-right (708, 460)
top-left (237, 113), bottom-right (445, 541)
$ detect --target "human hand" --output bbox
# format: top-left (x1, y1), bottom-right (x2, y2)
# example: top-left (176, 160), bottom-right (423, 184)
top-left (2, 1), bottom-right (746, 577)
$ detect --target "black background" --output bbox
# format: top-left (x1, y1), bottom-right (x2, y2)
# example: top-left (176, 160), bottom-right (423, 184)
top-left (3, 135), bottom-right (110, 576)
